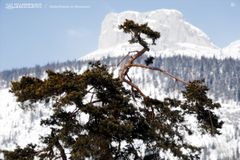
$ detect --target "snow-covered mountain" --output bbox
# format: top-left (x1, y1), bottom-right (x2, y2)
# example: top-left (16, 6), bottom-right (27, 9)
top-left (81, 9), bottom-right (239, 60)
top-left (0, 9), bottom-right (240, 160)
top-left (222, 40), bottom-right (240, 59)
top-left (99, 9), bottom-right (216, 49)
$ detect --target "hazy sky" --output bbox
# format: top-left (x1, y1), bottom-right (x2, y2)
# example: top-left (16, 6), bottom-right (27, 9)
top-left (0, 0), bottom-right (239, 71)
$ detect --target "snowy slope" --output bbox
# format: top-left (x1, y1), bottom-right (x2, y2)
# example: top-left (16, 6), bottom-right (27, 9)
top-left (81, 9), bottom-right (240, 60)
top-left (222, 40), bottom-right (240, 59)
top-left (0, 77), bottom-right (240, 160)
top-left (0, 89), bottom-right (51, 150)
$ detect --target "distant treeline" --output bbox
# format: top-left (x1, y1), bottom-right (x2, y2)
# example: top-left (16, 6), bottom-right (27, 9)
top-left (0, 56), bottom-right (239, 103)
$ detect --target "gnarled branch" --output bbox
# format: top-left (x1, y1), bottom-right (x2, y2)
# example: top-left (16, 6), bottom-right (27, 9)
top-left (118, 20), bottom-right (188, 99)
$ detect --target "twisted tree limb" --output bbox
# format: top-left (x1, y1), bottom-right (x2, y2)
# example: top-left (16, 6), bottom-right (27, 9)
top-left (118, 20), bottom-right (188, 99)
top-left (117, 50), bottom-right (139, 67)
top-left (119, 47), bottom-right (148, 82)
top-left (118, 48), bottom-right (188, 99)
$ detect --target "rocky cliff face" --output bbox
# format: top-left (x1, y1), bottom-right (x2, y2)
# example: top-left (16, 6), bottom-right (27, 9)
top-left (99, 9), bottom-right (216, 49)
top-left (81, 9), bottom-right (239, 60)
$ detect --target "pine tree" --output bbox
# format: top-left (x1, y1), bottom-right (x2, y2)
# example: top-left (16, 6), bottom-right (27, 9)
top-left (2, 19), bottom-right (223, 160)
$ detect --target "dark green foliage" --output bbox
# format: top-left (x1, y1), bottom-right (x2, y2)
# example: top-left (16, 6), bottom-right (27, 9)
top-left (5, 20), bottom-right (223, 160)
top-left (182, 80), bottom-right (223, 135)
top-left (9, 63), bottom-right (146, 159)
top-left (6, 64), bottom-right (222, 160)
top-left (2, 144), bottom-right (36, 160)
top-left (119, 19), bottom-right (160, 49)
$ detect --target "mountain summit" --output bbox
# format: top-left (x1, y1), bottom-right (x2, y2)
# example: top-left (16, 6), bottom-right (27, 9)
top-left (99, 9), bottom-right (216, 49)
top-left (82, 9), bottom-right (239, 60)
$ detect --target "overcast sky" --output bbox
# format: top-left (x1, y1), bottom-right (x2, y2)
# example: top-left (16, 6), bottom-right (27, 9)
top-left (0, 0), bottom-right (239, 71)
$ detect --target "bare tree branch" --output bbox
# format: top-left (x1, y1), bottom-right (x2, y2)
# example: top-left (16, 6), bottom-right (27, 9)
top-left (117, 50), bottom-right (139, 66)
top-left (130, 64), bottom-right (189, 85)
top-left (119, 47), bottom-right (148, 82)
